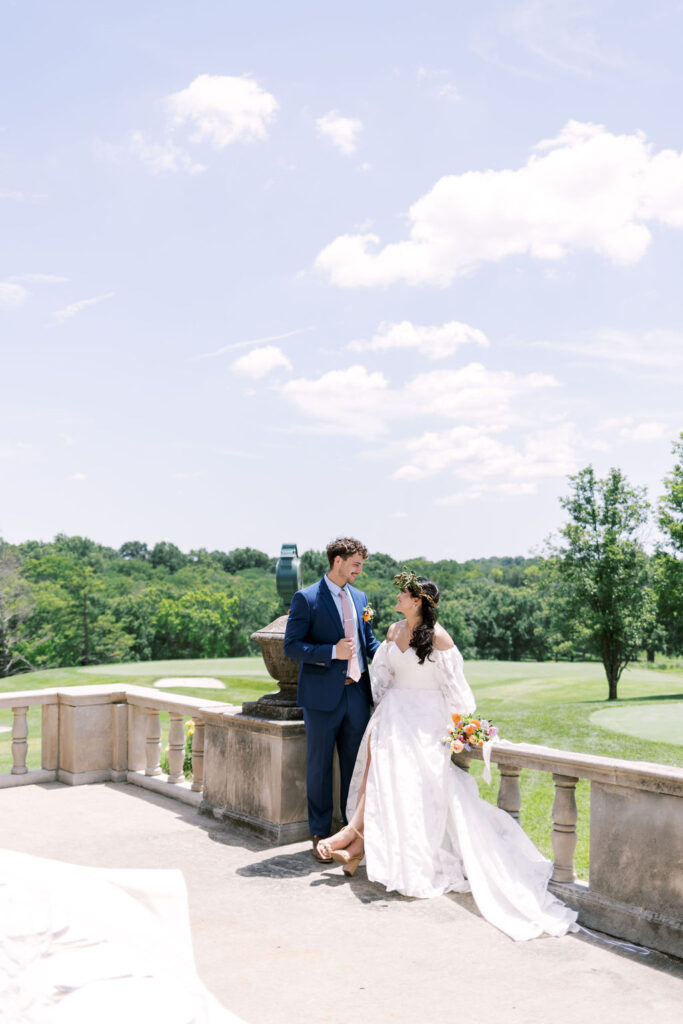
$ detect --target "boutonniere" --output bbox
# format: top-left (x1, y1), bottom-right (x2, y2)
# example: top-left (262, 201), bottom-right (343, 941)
top-left (362, 604), bottom-right (375, 623)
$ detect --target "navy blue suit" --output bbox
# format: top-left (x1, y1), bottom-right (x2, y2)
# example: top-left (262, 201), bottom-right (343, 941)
top-left (284, 577), bottom-right (380, 836)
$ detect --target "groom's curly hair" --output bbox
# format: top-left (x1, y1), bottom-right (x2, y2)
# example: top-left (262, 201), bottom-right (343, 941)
top-left (326, 537), bottom-right (369, 567)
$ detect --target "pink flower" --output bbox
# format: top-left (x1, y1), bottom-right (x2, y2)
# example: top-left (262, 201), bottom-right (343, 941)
top-left (450, 739), bottom-right (464, 753)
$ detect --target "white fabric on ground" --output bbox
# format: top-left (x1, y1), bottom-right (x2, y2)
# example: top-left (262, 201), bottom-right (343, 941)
top-left (0, 850), bottom-right (246, 1023)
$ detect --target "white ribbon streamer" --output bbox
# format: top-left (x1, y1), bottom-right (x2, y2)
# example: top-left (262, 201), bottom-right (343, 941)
top-left (482, 736), bottom-right (499, 784)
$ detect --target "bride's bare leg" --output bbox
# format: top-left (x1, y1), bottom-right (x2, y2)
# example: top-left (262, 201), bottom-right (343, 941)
top-left (317, 741), bottom-right (370, 860)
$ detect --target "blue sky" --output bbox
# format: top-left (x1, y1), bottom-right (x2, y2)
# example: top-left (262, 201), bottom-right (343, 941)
top-left (1, 1), bottom-right (681, 561)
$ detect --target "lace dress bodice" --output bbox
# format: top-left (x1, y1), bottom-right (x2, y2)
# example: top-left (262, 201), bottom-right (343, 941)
top-left (370, 640), bottom-right (476, 712)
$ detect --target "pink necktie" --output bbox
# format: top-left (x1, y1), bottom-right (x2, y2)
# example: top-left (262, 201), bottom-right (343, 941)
top-left (339, 589), bottom-right (361, 682)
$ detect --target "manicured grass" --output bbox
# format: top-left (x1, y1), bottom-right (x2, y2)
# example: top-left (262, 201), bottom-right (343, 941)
top-left (462, 660), bottom-right (682, 880)
top-left (590, 704), bottom-right (683, 745)
top-left (2, 657), bottom-right (681, 880)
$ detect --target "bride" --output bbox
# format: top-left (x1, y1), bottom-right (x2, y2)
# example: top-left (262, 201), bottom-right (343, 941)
top-left (317, 571), bottom-right (579, 942)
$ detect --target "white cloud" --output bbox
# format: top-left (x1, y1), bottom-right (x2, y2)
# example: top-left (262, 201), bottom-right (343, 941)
top-left (472, 1), bottom-right (624, 78)
top-left (168, 74), bottom-right (278, 148)
top-left (403, 364), bottom-right (558, 422)
top-left (509, 0), bottom-right (622, 74)
top-left (10, 273), bottom-right (69, 284)
top-left (394, 422), bottom-right (577, 485)
top-left (279, 361), bottom-right (558, 439)
top-left (539, 328), bottom-right (683, 373)
top-left (436, 481), bottom-right (538, 506)
top-left (619, 421), bottom-right (667, 441)
top-left (316, 121), bottom-right (683, 287)
top-left (0, 282), bottom-right (29, 307)
top-left (417, 67), bottom-right (460, 102)
top-left (349, 320), bottom-right (489, 359)
top-left (231, 345), bottom-right (292, 378)
top-left (316, 111), bottom-right (362, 156)
top-left (53, 292), bottom-right (114, 321)
top-left (0, 441), bottom-right (31, 459)
top-left (130, 131), bottom-right (206, 175)
top-left (197, 327), bottom-right (309, 360)
top-left (436, 82), bottom-right (460, 101)
top-left (281, 365), bottom-right (389, 437)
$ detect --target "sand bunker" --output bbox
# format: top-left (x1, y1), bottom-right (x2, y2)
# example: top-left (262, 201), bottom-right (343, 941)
top-left (153, 677), bottom-right (225, 689)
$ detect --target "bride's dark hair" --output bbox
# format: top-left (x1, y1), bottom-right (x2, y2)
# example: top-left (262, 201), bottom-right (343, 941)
top-left (410, 578), bottom-right (440, 664)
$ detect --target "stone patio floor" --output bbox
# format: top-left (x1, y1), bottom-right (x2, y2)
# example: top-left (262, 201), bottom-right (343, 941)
top-left (3, 781), bottom-right (682, 1024)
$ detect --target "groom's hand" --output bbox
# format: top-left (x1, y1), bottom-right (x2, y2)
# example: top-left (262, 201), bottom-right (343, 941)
top-left (335, 638), bottom-right (354, 660)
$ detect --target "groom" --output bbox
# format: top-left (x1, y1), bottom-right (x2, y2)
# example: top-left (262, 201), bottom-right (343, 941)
top-left (284, 537), bottom-right (380, 861)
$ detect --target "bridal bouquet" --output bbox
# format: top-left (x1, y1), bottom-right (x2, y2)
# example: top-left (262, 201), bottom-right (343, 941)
top-left (444, 712), bottom-right (498, 754)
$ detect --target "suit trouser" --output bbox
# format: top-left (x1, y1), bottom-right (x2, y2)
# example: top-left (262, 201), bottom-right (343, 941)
top-left (301, 681), bottom-right (371, 837)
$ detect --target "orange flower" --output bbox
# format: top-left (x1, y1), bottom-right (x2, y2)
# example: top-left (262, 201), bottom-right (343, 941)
top-left (451, 713), bottom-right (461, 725)
top-left (465, 724), bottom-right (476, 736)
top-left (477, 739), bottom-right (484, 747)
top-left (471, 720), bottom-right (480, 729)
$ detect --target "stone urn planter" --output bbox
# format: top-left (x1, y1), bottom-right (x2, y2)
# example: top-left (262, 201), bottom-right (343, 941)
top-left (243, 614), bottom-right (302, 721)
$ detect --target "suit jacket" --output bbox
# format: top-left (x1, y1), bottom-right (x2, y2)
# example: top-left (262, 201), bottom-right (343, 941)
top-left (283, 577), bottom-right (381, 711)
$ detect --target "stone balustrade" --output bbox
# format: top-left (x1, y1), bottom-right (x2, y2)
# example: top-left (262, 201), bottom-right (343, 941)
top-left (1, 685), bottom-right (681, 957)
top-left (451, 741), bottom-right (683, 957)
top-left (0, 685), bottom-right (234, 806)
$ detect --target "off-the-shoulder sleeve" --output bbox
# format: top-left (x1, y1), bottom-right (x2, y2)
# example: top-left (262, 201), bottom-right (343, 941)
top-left (369, 641), bottom-right (394, 704)
top-left (434, 646), bottom-right (476, 714)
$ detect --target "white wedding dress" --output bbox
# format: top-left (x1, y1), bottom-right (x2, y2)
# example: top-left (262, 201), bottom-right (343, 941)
top-left (346, 641), bottom-right (579, 941)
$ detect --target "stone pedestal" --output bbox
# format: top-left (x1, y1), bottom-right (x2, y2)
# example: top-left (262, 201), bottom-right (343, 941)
top-left (244, 614), bottom-right (302, 721)
top-left (586, 780), bottom-right (683, 954)
top-left (200, 706), bottom-right (309, 844)
top-left (58, 691), bottom-right (120, 784)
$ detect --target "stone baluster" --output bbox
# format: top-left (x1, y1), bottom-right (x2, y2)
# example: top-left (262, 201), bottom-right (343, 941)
top-left (145, 709), bottom-right (162, 776)
top-left (41, 704), bottom-right (59, 772)
top-left (167, 713), bottom-right (186, 784)
top-left (11, 706), bottom-right (28, 775)
top-left (191, 717), bottom-right (205, 793)
top-left (551, 773), bottom-right (578, 882)
top-left (497, 765), bottom-right (522, 820)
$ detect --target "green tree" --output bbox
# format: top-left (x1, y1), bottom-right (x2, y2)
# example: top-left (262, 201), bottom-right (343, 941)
top-left (119, 541), bottom-right (150, 560)
top-left (438, 598), bottom-right (475, 657)
top-left (468, 584), bottom-right (540, 661)
top-left (23, 550), bottom-right (132, 666)
top-left (223, 547), bottom-right (271, 573)
top-left (532, 557), bottom-right (593, 662)
top-left (154, 589), bottom-right (240, 658)
top-left (654, 433), bottom-right (683, 654)
top-left (0, 543), bottom-right (35, 676)
top-left (300, 549), bottom-right (328, 584)
top-left (556, 466), bottom-right (652, 700)
top-left (150, 541), bottom-right (187, 573)
top-left (658, 432), bottom-right (683, 553)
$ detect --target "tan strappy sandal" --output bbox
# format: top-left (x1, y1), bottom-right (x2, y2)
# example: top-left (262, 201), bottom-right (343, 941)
top-left (329, 826), bottom-right (364, 876)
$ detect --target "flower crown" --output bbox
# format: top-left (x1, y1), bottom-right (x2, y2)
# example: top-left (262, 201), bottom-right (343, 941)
top-left (393, 568), bottom-right (437, 606)
top-left (393, 567), bottom-right (421, 595)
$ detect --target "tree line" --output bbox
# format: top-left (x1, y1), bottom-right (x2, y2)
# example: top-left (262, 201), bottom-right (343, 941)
top-left (0, 434), bottom-right (681, 701)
